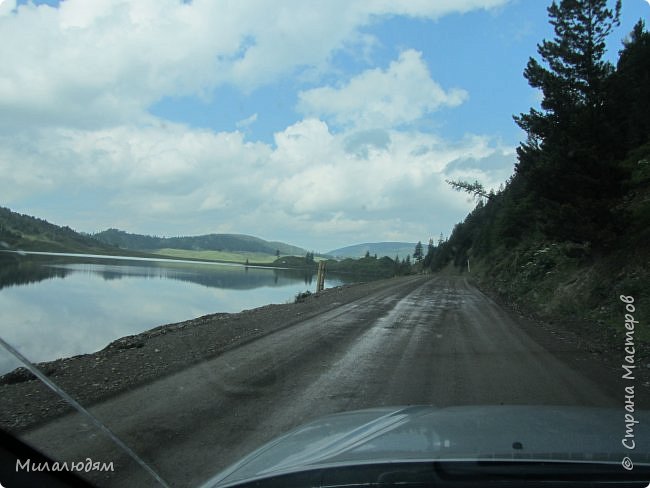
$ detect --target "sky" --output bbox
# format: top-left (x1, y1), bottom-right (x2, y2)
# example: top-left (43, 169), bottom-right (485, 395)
top-left (1, 0), bottom-right (648, 252)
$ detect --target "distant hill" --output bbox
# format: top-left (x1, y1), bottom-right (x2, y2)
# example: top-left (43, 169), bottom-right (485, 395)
top-left (328, 242), bottom-right (417, 259)
top-left (0, 207), bottom-right (308, 259)
top-left (0, 207), bottom-right (111, 253)
top-left (93, 228), bottom-right (307, 256)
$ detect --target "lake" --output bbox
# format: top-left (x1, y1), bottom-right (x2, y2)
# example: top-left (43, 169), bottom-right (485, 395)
top-left (0, 252), bottom-right (348, 375)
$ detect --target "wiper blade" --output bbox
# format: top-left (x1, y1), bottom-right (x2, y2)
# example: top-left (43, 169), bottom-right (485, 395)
top-left (0, 335), bottom-right (171, 488)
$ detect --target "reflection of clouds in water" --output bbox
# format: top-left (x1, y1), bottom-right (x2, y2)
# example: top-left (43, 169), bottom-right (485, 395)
top-left (0, 288), bottom-right (109, 374)
top-left (0, 261), bottom-right (345, 374)
top-left (45, 261), bottom-right (315, 290)
top-left (0, 349), bottom-right (21, 373)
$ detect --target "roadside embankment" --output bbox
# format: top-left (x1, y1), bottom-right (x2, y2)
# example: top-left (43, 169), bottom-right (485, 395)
top-left (466, 244), bottom-right (650, 402)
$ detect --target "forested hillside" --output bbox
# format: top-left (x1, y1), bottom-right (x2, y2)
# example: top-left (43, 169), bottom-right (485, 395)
top-left (426, 2), bottom-right (649, 345)
top-left (0, 207), bottom-right (110, 253)
top-left (93, 228), bottom-right (306, 256)
top-left (327, 242), bottom-right (416, 259)
top-left (0, 208), bottom-right (308, 260)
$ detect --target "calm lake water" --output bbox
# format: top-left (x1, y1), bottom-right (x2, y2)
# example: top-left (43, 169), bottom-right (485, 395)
top-left (0, 252), bottom-right (348, 375)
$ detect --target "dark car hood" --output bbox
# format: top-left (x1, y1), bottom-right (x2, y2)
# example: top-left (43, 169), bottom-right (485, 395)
top-left (200, 405), bottom-right (650, 487)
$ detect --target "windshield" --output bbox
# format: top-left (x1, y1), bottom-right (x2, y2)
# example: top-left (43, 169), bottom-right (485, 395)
top-left (0, 1), bottom-right (649, 487)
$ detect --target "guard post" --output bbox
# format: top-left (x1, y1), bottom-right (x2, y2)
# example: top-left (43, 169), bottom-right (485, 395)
top-left (316, 261), bottom-right (326, 292)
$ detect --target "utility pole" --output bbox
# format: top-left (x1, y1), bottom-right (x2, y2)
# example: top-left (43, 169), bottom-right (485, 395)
top-left (467, 258), bottom-right (470, 273)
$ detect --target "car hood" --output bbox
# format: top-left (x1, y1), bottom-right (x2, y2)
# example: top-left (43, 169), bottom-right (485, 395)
top-left (200, 405), bottom-right (650, 487)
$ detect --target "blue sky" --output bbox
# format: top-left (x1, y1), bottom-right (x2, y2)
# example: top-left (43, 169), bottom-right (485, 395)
top-left (151, 4), bottom-right (543, 145)
top-left (1, 0), bottom-right (648, 252)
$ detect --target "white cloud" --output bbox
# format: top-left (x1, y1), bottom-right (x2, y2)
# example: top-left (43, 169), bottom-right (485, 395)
top-left (297, 50), bottom-right (468, 129)
top-left (0, 0), bottom-right (16, 16)
top-left (0, 0), bottom-right (507, 131)
top-left (236, 113), bottom-right (258, 129)
top-left (0, 0), bottom-right (249, 129)
top-left (0, 0), bottom-right (515, 249)
top-left (1, 118), bottom-right (514, 248)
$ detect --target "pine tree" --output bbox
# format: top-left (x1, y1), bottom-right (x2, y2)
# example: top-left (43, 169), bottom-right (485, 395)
top-left (515, 0), bottom-right (620, 145)
top-left (413, 241), bottom-right (424, 262)
top-left (423, 238), bottom-right (435, 267)
top-left (513, 0), bottom-right (623, 243)
top-left (607, 20), bottom-right (650, 153)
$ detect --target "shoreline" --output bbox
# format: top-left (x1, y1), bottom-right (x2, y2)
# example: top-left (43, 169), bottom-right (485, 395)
top-left (0, 275), bottom-right (424, 432)
top-left (0, 249), bottom-right (295, 270)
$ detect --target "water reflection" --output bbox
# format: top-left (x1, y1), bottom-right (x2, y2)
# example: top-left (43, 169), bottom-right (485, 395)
top-left (0, 254), bottom-right (71, 290)
top-left (0, 254), bottom-right (346, 374)
top-left (45, 261), bottom-right (318, 289)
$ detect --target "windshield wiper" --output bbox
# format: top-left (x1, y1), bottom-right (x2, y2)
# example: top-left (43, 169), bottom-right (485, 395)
top-left (0, 335), bottom-right (170, 488)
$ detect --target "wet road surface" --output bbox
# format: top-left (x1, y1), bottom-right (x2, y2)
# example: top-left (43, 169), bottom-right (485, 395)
top-left (21, 276), bottom-right (625, 487)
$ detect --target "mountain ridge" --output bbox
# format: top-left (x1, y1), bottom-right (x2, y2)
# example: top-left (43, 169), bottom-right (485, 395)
top-left (328, 242), bottom-right (417, 259)
top-left (0, 207), bottom-right (113, 254)
top-left (92, 228), bottom-right (307, 256)
top-left (0, 207), bottom-right (308, 258)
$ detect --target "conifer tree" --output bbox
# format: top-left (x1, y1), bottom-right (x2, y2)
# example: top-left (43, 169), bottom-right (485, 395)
top-left (513, 0), bottom-right (623, 243)
top-left (413, 241), bottom-right (424, 262)
top-left (607, 20), bottom-right (650, 153)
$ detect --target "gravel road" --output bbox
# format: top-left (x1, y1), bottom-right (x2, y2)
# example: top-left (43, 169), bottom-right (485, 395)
top-left (5, 275), bottom-right (649, 487)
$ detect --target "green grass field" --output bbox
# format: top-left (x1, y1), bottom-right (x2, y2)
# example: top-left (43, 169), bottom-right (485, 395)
top-left (151, 248), bottom-right (281, 264)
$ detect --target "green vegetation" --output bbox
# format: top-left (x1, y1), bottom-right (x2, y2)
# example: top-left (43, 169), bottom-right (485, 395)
top-left (0, 207), bottom-right (115, 254)
top-left (272, 255), bottom-right (315, 268)
top-left (152, 248), bottom-right (280, 264)
top-left (413, 241), bottom-right (423, 263)
top-left (294, 290), bottom-right (313, 303)
top-left (327, 242), bottom-right (416, 259)
top-left (93, 228), bottom-right (306, 256)
top-left (0, 207), bottom-right (417, 285)
top-left (0, 208), bottom-right (314, 266)
top-left (272, 252), bottom-right (416, 280)
top-left (424, 3), bottom-right (650, 347)
top-left (323, 255), bottom-right (413, 279)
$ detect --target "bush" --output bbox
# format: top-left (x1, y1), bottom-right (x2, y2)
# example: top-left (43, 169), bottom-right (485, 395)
top-left (294, 290), bottom-right (312, 303)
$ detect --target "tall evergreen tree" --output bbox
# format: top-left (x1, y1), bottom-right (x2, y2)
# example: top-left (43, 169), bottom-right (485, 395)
top-left (515, 0), bottom-right (620, 145)
top-left (423, 238), bottom-right (435, 268)
top-left (413, 241), bottom-right (424, 262)
top-left (513, 0), bottom-right (623, 244)
top-left (607, 20), bottom-right (650, 154)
